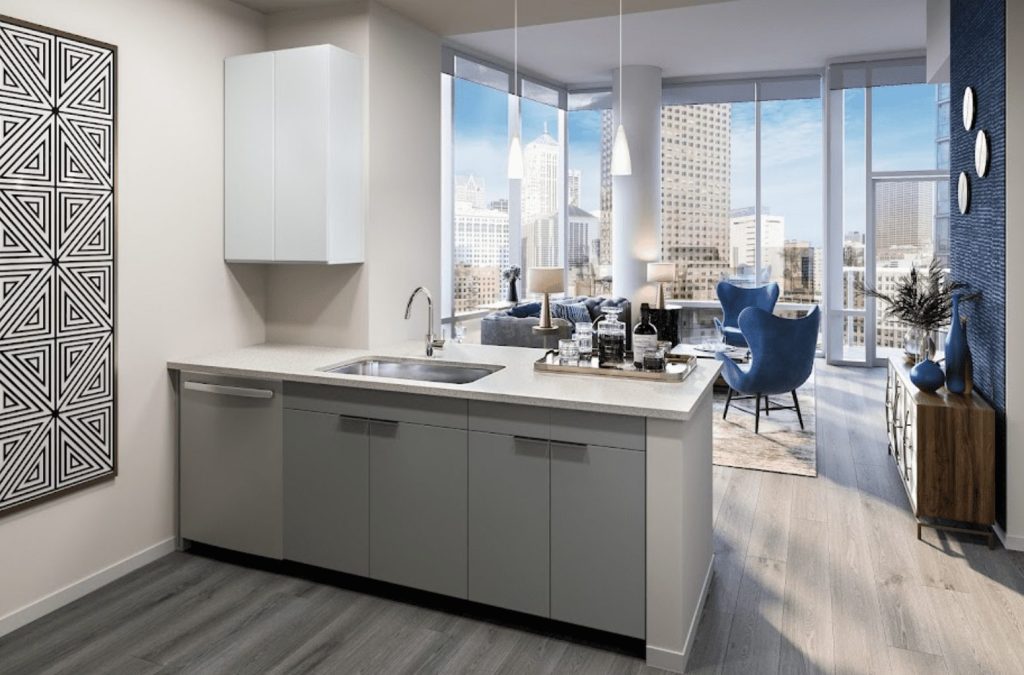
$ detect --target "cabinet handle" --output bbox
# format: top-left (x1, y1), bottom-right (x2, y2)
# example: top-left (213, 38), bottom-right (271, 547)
top-left (513, 435), bottom-right (548, 444)
top-left (184, 381), bottom-right (274, 399)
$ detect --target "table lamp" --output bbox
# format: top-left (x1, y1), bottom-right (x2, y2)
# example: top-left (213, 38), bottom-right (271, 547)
top-left (647, 262), bottom-right (676, 309)
top-left (528, 266), bottom-right (564, 335)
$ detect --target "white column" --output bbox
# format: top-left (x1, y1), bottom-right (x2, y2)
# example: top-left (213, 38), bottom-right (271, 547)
top-left (612, 65), bottom-right (662, 308)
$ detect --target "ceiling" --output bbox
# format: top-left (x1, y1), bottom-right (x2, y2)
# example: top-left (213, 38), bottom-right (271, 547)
top-left (231, 0), bottom-right (730, 36)
top-left (448, 0), bottom-right (928, 86)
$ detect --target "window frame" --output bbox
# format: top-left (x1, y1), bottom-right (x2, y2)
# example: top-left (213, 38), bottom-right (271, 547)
top-left (823, 56), bottom-right (949, 367)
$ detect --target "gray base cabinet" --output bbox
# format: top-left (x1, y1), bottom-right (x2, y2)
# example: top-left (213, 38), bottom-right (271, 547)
top-left (551, 442), bottom-right (645, 639)
top-left (283, 410), bottom-right (369, 575)
top-left (468, 431), bottom-right (550, 617)
top-left (369, 421), bottom-right (468, 598)
top-left (180, 381), bottom-right (648, 640)
top-left (179, 373), bottom-right (283, 559)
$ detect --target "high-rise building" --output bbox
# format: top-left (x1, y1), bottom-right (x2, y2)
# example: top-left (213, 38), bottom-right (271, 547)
top-left (522, 125), bottom-right (560, 271)
top-left (568, 169), bottom-right (581, 208)
top-left (597, 104), bottom-right (732, 299)
top-left (599, 110), bottom-right (614, 267)
top-left (728, 207), bottom-right (785, 284)
top-left (454, 174), bottom-right (486, 209)
top-left (875, 180), bottom-right (935, 261)
top-left (783, 240), bottom-right (819, 304)
top-left (659, 104), bottom-right (732, 299)
top-left (567, 205), bottom-right (598, 268)
top-left (453, 174), bottom-right (509, 313)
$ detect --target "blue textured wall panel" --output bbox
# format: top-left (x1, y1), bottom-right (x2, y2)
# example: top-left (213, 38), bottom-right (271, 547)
top-left (950, 0), bottom-right (1006, 525)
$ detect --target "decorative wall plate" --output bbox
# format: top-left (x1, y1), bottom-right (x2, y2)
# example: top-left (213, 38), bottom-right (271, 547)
top-left (958, 171), bottom-right (970, 214)
top-left (975, 130), bottom-right (989, 177)
top-left (963, 87), bottom-right (975, 130)
top-left (0, 15), bottom-right (117, 516)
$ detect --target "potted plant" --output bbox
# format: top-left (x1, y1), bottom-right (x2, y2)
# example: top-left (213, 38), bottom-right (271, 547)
top-left (502, 265), bottom-right (521, 303)
top-left (856, 259), bottom-right (974, 364)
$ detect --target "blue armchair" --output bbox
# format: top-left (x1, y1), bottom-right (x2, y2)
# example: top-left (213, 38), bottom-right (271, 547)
top-left (714, 281), bottom-right (780, 348)
top-left (716, 305), bottom-right (820, 433)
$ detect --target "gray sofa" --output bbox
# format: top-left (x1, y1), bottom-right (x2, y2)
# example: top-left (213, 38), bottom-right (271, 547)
top-left (481, 296), bottom-right (632, 348)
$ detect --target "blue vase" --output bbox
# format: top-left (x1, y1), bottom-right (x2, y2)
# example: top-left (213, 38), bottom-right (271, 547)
top-left (910, 359), bottom-right (945, 393)
top-left (944, 294), bottom-right (970, 394)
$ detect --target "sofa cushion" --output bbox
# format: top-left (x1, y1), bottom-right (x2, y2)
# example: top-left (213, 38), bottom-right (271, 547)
top-left (509, 302), bottom-right (541, 318)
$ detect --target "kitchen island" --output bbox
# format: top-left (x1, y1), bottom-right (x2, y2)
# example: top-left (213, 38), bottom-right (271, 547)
top-left (168, 342), bottom-right (718, 674)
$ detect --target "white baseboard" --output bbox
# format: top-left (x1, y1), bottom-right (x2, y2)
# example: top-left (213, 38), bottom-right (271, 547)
top-left (646, 553), bottom-right (715, 673)
top-left (994, 523), bottom-right (1024, 551)
top-left (0, 537), bottom-right (175, 639)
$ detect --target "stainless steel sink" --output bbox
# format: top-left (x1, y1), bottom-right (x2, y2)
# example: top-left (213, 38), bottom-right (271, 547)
top-left (320, 357), bottom-right (503, 384)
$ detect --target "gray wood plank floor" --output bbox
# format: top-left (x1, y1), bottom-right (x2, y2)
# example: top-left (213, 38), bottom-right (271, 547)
top-left (2, 364), bottom-right (1022, 674)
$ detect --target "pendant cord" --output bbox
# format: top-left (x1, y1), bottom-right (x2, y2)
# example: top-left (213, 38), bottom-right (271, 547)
top-left (513, 0), bottom-right (518, 96)
top-left (618, 0), bottom-right (623, 124)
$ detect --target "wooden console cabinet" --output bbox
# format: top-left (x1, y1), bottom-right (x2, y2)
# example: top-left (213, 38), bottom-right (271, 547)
top-left (885, 356), bottom-right (995, 544)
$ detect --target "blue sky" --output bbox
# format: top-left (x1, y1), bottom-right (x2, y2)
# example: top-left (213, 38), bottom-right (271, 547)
top-left (453, 78), bottom-right (941, 248)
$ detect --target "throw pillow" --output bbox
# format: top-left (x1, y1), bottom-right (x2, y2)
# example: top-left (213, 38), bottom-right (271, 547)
top-left (551, 302), bottom-right (591, 326)
top-left (509, 302), bottom-right (542, 318)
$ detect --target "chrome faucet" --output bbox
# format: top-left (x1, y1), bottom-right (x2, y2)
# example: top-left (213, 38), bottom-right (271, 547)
top-left (404, 287), bottom-right (444, 357)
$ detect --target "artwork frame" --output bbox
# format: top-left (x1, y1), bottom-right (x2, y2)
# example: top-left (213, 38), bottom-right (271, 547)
top-left (0, 14), bottom-right (117, 516)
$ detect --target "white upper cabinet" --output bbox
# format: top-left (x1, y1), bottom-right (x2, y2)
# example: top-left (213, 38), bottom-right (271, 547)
top-left (225, 45), bottom-right (364, 264)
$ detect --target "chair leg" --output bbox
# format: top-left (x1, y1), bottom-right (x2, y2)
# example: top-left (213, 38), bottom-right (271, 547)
top-left (754, 394), bottom-right (762, 434)
top-left (723, 388), bottom-right (734, 420)
top-left (792, 390), bottom-right (804, 430)
top-left (764, 395), bottom-right (770, 416)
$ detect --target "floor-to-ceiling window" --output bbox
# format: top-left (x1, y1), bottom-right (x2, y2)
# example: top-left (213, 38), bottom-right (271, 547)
top-left (519, 82), bottom-right (564, 293)
top-left (450, 67), bottom-right (511, 318)
top-left (760, 95), bottom-right (824, 304)
top-left (566, 91), bottom-right (614, 297)
top-left (659, 76), bottom-right (823, 337)
top-left (441, 52), bottom-right (569, 340)
top-left (825, 59), bottom-right (948, 365)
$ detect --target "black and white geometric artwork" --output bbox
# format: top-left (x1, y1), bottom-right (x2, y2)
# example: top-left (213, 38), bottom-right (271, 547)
top-left (0, 16), bottom-right (116, 515)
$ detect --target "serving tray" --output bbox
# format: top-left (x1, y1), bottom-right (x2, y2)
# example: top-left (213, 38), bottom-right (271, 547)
top-left (534, 351), bottom-right (697, 382)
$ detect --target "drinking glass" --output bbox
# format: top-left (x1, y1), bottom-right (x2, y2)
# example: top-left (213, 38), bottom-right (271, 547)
top-left (558, 339), bottom-right (580, 365)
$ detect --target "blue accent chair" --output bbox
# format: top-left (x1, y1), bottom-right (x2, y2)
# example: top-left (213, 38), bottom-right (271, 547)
top-left (716, 305), bottom-right (820, 433)
top-left (714, 281), bottom-right (780, 348)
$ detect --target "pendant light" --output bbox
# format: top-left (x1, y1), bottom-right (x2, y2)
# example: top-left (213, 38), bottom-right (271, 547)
top-left (610, 0), bottom-right (632, 176)
top-left (507, 0), bottom-right (524, 179)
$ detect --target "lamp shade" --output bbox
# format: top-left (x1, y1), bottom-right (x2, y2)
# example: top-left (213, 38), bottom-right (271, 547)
top-left (528, 267), bottom-right (564, 294)
top-left (508, 133), bottom-right (524, 180)
top-left (647, 262), bottom-right (677, 283)
top-left (610, 124), bottom-right (632, 176)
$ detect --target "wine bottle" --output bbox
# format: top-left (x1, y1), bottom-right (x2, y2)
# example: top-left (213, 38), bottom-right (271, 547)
top-left (632, 303), bottom-right (658, 369)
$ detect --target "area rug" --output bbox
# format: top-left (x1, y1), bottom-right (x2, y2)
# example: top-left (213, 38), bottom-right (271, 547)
top-left (712, 375), bottom-right (817, 477)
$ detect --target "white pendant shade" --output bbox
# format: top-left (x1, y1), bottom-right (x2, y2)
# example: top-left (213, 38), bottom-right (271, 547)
top-left (508, 134), bottom-right (523, 179)
top-left (610, 123), bottom-right (632, 176)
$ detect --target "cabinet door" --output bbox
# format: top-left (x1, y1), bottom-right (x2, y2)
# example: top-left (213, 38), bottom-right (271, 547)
top-left (369, 421), bottom-right (468, 598)
top-left (468, 432), bottom-right (549, 617)
top-left (274, 46), bottom-right (329, 262)
top-left (284, 410), bottom-right (369, 575)
top-left (180, 374), bottom-right (282, 559)
top-left (551, 442), bottom-right (645, 638)
top-left (224, 52), bottom-right (274, 262)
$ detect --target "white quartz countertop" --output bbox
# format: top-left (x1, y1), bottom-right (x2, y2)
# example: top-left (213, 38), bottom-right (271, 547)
top-left (167, 342), bottom-right (720, 421)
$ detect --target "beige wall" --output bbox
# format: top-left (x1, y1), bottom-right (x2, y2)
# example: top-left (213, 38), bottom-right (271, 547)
top-left (264, 1), bottom-right (442, 348)
top-left (1005, 0), bottom-right (1024, 550)
top-left (0, 0), bottom-right (443, 631)
top-left (265, 2), bottom-right (371, 347)
top-left (365, 1), bottom-right (442, 348)
top-left (0, 0), bottom-right (268, 626)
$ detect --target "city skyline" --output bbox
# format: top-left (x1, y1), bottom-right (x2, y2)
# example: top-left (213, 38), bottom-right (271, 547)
top-left (454, 78), bottom-right (942, 252)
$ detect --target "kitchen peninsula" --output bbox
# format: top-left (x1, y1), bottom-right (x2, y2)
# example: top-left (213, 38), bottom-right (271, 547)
top-left (168, 342), bottom-right (718, 673)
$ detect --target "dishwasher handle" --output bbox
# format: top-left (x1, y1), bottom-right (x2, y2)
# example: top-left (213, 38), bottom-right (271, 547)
top-left (183, 381), bottom-right (274, 399)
